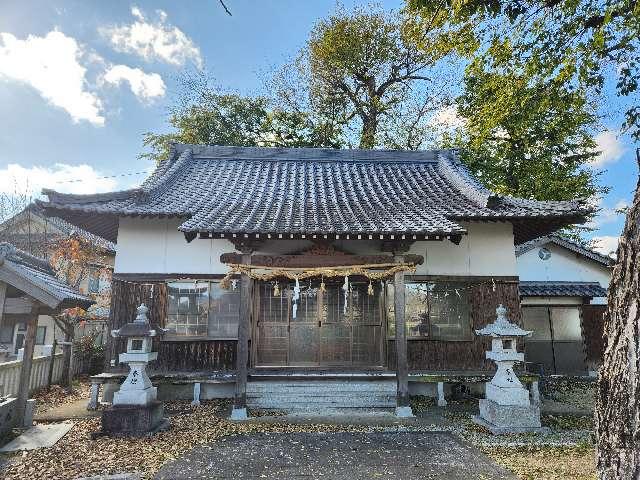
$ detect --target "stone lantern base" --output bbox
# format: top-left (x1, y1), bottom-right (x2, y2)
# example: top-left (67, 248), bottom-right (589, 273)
top-left (101, 401), bottom-right (169, 437)
top-left (473, 399), bottom-right (549, 435)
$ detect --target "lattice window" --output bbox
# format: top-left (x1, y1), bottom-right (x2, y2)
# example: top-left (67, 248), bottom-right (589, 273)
top-left (387, 281), bottom-right (472, 341)
top-left (166, 281), bottom-right (240, 339)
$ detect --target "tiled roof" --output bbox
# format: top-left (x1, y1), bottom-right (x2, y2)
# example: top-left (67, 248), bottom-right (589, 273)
top-left (42, 212), bottom-right (116, 253)
top-left (0, 243), bottom-right (94, 309)
top-left (0, 204), bottom-right (116, 253)
top-left (39, 145), bottom-right (591, 244)
top-left (519, 281), bottom-right (607, 298)
top-left (516, 235), bottom-right (614, 266)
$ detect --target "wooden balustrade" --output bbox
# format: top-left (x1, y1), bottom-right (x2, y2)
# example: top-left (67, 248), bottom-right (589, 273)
top-left (0, 353), bottom-right (65, 397)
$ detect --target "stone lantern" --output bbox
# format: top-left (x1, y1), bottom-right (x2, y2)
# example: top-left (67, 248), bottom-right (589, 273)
top-left (101, 304), bottom-right (169, 436)
top-left (472, 304), bottom-right (545, 434)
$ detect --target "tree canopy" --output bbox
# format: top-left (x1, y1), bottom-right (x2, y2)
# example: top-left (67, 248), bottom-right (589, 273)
top-left (143, 2), bottom-right (613, 231)
top-left (407, 0), bottom-right (640, 140)
top-left (271, 5), bottom-right (460, 149)
top-left (451, 56), bottom-right (606, 203)
top-left (142, 74), bottom-right (342, 163)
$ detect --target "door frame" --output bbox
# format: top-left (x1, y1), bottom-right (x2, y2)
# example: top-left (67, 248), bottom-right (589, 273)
top-left (252, 279), bottom-right (386, 369)
top-left (522, 303), bottom-right (588, 375)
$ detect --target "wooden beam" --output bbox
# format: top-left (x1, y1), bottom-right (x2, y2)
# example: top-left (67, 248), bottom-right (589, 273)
top-left (0, 265), bottom-right (60, 309)
top-left (394, 254), bottom-right (411, 416)
top-left (232, 251), bottom-right (252, 419)
top-left (220, 253), bottom-right (424, 268)
top-left (16, 305), bottom-right (39, 426)
top-left (3, 297), bottom-right (38, 315)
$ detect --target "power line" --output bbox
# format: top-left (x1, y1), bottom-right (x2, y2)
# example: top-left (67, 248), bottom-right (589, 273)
top-left (53, 169), bottom-right (153, 184)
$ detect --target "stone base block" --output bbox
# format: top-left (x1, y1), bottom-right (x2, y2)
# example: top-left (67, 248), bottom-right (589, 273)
top-left (230, 407), bottom-right (248, 421)
top-left (485, 383), bottom-right (530, 406)
top-left (473, 399), bottom-right (549, 435)
top-left (113, 386), bottom-right (157, 406)
top-left (395, 406), bottom-right (414, 418)
top-left (101, 401), bottom-right (169, 437)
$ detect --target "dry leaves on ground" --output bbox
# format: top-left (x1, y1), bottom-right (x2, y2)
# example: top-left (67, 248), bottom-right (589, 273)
top-left (483, 444), bottom-right (596, 480)
top-left (0, 400), bottom-right (384, 480)
top-left (32, 378), bottom-right (91, 414)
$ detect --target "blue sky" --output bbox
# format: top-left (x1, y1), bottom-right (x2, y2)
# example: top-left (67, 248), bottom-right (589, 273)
top-left (0, 0), bottom-right (635, 255)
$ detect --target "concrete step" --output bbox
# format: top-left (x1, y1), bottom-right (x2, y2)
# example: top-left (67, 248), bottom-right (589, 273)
top-left (246, 379), bottom-right (397, 410)
top-left (248, 397), bottom-right (396, 408)
top-left (246, 384), bottom-right (395, 394)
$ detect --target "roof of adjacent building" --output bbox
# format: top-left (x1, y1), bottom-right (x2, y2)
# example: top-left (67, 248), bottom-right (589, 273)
top-left (515, 234), bottom-right (614, 266)
top-left (39, 144), bottom-right (592, 244)
top-left (0, 242), bottom-right (94, 310)
top-left (0, 204), bottom-right (116, 254)
top-left (519, 281), bottom-right (608, 298)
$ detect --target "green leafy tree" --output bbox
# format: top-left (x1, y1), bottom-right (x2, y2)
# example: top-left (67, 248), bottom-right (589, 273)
top-left (453, 61), bottom-right (606, 203)
top-left (272, 4), bottom-right (461, 149)
top-left (407, 0), bottom-right (640, 140)
top-left (143, 74), bottom-right (342, 163)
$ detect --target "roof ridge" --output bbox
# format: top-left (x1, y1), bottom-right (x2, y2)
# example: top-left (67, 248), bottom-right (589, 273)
top-left (141, 148), bottom-right (193, 194)
top-left (515, 234), bottom-right (614, 266)
top-left (40, 189), bottom-right (141, 204)
top-left (0, 242), bottom-right (52, 273)
top-left (436, 152), bottom-right (496, 208)
top-left (173, 143), bottom-right (452, 163)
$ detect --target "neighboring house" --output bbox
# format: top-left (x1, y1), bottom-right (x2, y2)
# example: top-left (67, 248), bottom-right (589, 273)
top-left (40, 145), bottom-right (591, 413)
top-left (0, 243), bottom-right (93, 421)
top-left (0, 205), bottom-right (115, 360)
top-left (516, 235), bottom-right (614, 375)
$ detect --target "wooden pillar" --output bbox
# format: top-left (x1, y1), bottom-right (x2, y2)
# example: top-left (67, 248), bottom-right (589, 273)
top-left (231, 251), bottom-right (252, 420)
top-left (46, 339), bottom-right (57, 388)
top-left (393, 252), bottom-right (413, 417)
top-left (16, 305), bottom-right (39, 426)
top-left (0, 281), bottom-right (6, 326)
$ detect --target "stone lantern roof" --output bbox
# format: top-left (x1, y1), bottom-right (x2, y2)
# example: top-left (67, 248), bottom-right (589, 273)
top-left (111, 304), bottom-right (160, 338)
top-left (475, 305), bottom-right (532, 338)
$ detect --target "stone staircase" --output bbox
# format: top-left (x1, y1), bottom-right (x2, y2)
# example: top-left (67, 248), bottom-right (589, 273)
top-left (246, 378), bottom-right (396, 411)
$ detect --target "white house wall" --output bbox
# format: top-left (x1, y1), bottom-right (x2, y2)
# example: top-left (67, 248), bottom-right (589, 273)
top-left (115, 218), bottom-right (517, 277)
top-left (517, 242), bottom-right (611, 304)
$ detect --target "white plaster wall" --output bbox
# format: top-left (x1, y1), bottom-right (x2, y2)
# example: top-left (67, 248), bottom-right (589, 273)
top-left (114, 218), bottom-right (517, 277)
top-left (410, 222), bottom-right (517, 276)
top-left (517, 242), bottom-right (611, 304)
top-left (115, 218), bottom-right (235, 274)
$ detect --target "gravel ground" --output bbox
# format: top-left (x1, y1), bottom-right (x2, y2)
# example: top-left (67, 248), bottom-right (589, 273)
top-left (0, 378), bottom-right (598, 480)
top-left (155, 431), bottom-right (517, 480)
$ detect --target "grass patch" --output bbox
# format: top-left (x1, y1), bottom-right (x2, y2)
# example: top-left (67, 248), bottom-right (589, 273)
top-left (483, 444), bottom-right (596, 480)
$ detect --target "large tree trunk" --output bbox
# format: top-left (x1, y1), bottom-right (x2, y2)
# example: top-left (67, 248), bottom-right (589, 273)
top-left (359, 111), bottom-right (378, 149)
top-left (595, 151), bottom-right (640, 479)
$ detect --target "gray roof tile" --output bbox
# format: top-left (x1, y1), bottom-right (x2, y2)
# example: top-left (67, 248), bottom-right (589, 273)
top-left (39, 145), bottom-right (592, 243)
top-left (0, 243), bottom-right (94, 309)
top-left (519, 281), bottom-right (607, 298)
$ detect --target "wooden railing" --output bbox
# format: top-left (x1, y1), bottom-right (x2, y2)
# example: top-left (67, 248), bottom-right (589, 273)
top-left (0, 353), bottom-right (65, 397)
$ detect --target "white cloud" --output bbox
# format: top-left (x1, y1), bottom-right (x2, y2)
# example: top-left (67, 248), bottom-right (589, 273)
top-left (0, 163), bottom-right (118, 197)
top-left (101, 7), bottom-right (202, 67)
top-left (103, 64), bottom-right (165, 101)
top-left (0, 31), bottom-right (104, 125)
top-left (587, 198), bottom-right (629, 229)
top-left (591, 235), bottom-right (620, 258)
top-left (593, 130), bottom-right (626, 168)
top-left (429, 105), bottom-right (466, 130)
